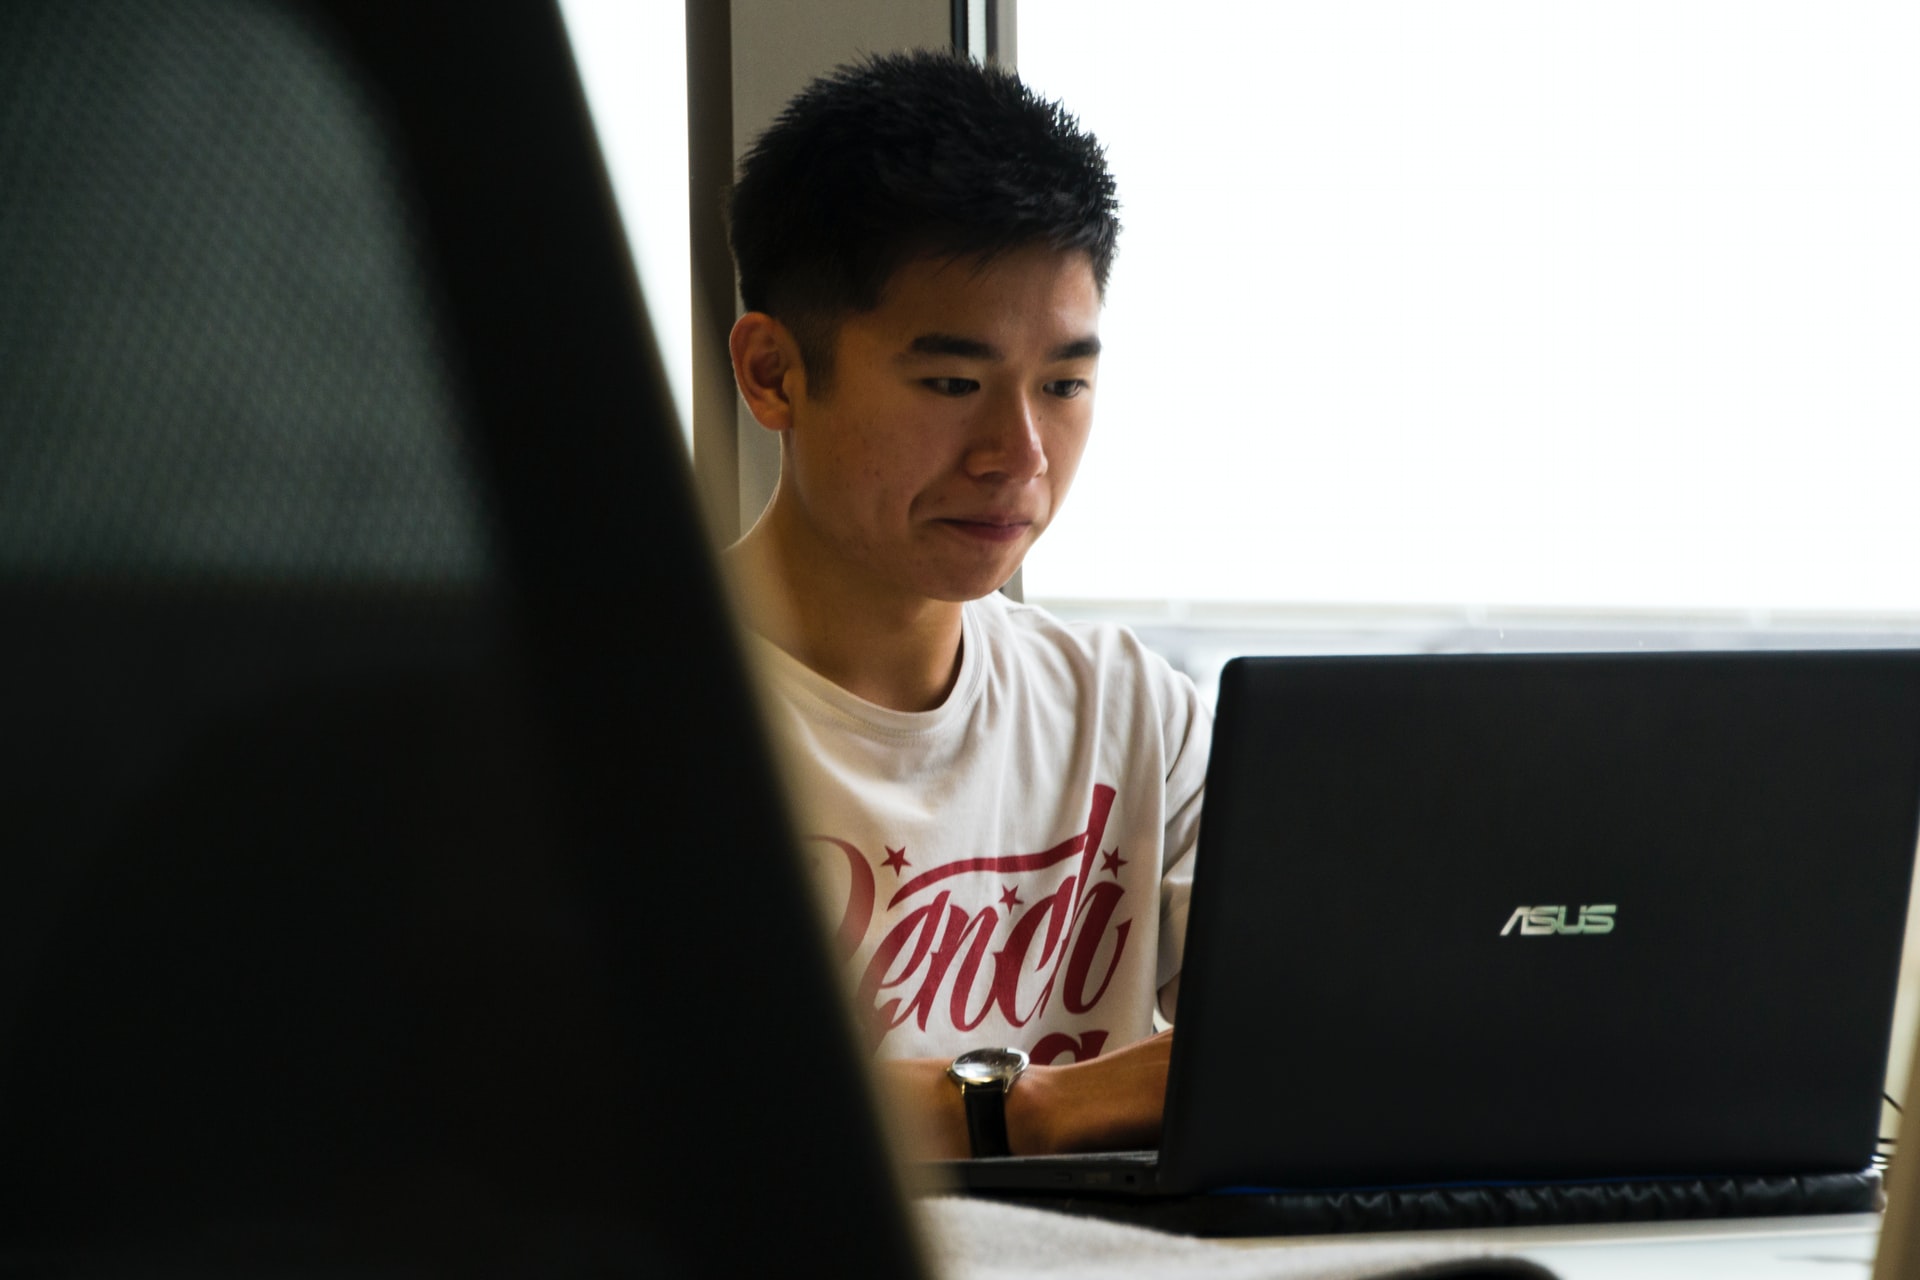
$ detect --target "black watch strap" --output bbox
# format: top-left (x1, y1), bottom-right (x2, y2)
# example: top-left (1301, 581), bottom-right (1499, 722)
top-left (958, 1081), bottom-right (1012, 1158)
top-left (948, 1047), bottom-right (1026, 1158)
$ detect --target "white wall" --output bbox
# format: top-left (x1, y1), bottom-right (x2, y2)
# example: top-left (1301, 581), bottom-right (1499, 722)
top-left (724, 0), bottom-right (954, 535)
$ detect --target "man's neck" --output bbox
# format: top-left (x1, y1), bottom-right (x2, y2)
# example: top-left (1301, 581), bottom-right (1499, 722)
top-left (726, 518), bottom-right (966, 715)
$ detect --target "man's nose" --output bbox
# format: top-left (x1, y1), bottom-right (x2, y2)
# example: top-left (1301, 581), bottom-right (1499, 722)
top-left (965, 389), bottom-right (1047, 482)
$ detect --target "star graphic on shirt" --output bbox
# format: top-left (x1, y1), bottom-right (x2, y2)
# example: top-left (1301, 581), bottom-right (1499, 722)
top-left (998, 885), bottom-right (1023, 909)
top-left (880, 846), bottom-right (910, 874)
top-left (1100, 848), bottom-right (1127, 877)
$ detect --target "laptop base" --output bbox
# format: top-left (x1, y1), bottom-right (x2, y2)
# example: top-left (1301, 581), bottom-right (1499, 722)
top-left (933, 1169), bottom-right (1881, 1239)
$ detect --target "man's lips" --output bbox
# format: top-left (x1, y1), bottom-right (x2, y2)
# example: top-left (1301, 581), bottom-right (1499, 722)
top-left (936, 516), bottom-right (1034, 544)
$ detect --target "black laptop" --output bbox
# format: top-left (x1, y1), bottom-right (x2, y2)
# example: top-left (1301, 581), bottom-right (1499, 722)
top-left (940, 650), bottom-right (1920, 1212)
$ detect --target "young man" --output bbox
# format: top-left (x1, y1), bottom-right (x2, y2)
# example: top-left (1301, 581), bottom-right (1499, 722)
top-left (725, 52), bottom-right (1208, 1161)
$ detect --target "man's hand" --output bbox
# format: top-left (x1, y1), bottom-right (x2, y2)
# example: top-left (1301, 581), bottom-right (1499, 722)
top-left (874, 1031), bottom-right (1172, 1161)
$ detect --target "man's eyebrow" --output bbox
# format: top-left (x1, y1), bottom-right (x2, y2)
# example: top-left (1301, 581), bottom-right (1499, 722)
top-left (903, 333), bottom-right (1000, 360)
top-left (898, 334), bottom-right (1103, 361)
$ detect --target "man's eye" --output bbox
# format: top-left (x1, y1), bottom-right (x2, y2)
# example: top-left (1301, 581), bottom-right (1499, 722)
top-left (922, 377), bottom-right (979, 397)
top-left (1044, 379), bottom-right (1089, 399)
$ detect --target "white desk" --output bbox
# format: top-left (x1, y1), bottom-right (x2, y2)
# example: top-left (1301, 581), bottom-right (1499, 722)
top-left (1230, 1213), bottom-right (1883, 1279)
top-left (924, 1198), bottom-right (1884, 1279)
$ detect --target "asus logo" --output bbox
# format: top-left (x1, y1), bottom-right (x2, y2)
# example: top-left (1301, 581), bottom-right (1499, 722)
top-left (1500, 904), bottom-right (1616, 936)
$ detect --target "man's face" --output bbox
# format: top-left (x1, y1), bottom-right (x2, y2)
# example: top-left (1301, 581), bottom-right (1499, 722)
top-left (780, 245), bottom-right (1102, 608)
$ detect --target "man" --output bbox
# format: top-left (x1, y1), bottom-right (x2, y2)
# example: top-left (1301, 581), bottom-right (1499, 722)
top-left (724, 51), bottom-right (1207, 1161)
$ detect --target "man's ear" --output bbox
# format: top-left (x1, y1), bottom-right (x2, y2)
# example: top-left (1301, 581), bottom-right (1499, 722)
top-left (729, 312), bottom-right (806, 433)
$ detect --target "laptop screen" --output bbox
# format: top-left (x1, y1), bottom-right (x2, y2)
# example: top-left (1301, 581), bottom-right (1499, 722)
top-left (1165, 651), bottom-right (1920, 1193)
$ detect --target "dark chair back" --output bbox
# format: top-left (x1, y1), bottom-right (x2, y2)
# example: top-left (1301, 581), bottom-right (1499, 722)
top-left (0, 3), bottom-right (922, 1273)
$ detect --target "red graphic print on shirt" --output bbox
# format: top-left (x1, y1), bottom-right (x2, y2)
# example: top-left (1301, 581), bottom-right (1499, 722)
top-left (808, 785), bottom-right (1128, 1063)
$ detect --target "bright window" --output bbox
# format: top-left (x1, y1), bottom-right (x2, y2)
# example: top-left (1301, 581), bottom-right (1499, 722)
top-left (1017, 2), bottom-right (1920, 619)
top-left (557, 0), bottom-right (692, 437)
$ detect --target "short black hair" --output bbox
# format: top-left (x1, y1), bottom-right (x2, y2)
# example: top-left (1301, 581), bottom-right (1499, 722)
top-left (729, 51), bottom-right (1119, 388)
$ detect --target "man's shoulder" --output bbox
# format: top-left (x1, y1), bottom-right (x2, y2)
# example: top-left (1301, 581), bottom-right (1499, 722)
top-left (972, 589), bottom-right (1126, 653)
top-left (967, 592), bottom-right (1190, 698)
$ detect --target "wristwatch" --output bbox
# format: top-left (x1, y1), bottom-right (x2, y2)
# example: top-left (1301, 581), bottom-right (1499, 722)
top-left (947, 1046), bottom-right (1029, 1158)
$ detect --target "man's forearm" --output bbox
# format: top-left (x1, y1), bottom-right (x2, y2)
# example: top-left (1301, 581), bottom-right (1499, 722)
top-left (872, 1031), bottom-right (1172, 1161)
top-left (873, 1057), bottom-right (973, 1161)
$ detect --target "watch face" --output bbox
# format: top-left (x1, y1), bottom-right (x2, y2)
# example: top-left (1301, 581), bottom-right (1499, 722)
top-left (949, 1047), bottom-right (1029, 1088)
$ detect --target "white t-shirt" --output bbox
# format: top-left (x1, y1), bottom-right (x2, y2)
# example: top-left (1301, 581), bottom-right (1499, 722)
top-left (751, 593), bottom-right (1209, 1063)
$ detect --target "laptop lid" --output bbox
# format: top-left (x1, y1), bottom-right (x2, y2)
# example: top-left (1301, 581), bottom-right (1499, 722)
top-left (1161, 650), bottom-right (1920, 1195)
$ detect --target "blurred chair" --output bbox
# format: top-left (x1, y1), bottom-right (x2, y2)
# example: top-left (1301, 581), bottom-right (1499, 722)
top-left (0, 2), bottom-right (922, 1273)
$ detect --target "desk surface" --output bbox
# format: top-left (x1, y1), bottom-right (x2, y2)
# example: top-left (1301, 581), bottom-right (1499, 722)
top-left (924, 1198), bottom-right (1883, 1279)
top-left (1229, 1213), bottom-right (1882, 1278)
